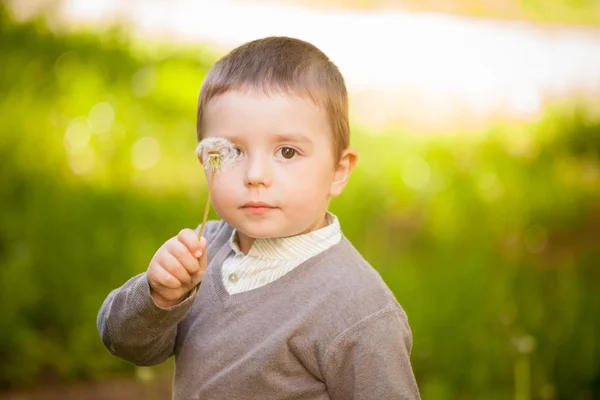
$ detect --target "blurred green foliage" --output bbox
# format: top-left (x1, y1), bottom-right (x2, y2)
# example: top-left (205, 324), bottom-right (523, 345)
top-left (312, 0), bottom-right (600, 25)
top-left (1, 4), bottom-right (599, 399)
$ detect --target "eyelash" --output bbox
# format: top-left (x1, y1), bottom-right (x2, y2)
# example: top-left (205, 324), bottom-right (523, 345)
top-left (232, 146), bottom-right (300, 160)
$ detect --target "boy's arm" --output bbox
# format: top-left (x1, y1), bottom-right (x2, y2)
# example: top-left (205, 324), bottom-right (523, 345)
top-left (97, 221), bottom-right (219, 366)
top-left (322, 305), bottom-right (421, 400)
top-left (96, 272), bottom-right (198, 366)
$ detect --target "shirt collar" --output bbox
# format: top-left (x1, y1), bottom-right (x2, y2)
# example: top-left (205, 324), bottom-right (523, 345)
top-left (228, 212), bottom-right (341, 260)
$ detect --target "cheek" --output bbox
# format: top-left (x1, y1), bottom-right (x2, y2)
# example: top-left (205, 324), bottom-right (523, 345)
top-left (210, 173), bottom-right (237, 203)
top-left (279, 164), bottom-right (332, 200)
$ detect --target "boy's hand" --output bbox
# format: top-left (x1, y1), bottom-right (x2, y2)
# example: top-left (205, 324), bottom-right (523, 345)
top-left (147, 229), bottom-right (207, 308)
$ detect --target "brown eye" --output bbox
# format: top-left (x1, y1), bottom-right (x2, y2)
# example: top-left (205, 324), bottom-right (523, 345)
top-left (279, 147), bottom-right (297, 159)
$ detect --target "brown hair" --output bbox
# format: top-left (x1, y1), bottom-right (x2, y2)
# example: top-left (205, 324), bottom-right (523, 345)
top-left (196, 36), bottom-right (350, 161)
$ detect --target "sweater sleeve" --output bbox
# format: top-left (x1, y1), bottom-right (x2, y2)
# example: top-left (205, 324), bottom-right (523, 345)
top-left (322, 305), bottom-right (421, 400)
top-left (96, 220), bottom-right (221, 366)
top-left (96, 272), bottom-right (196, 366)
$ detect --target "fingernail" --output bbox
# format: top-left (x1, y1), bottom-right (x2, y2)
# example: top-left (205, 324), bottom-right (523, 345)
top-left (194, 251), bottom-right (202, 258)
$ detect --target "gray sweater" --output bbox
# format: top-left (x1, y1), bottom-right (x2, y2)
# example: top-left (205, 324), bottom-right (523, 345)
top-left (97, 220), bottom-right (420, 399)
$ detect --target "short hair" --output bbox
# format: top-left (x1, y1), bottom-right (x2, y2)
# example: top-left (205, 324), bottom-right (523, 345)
top-left (196, 36), bottom-right (350, 162)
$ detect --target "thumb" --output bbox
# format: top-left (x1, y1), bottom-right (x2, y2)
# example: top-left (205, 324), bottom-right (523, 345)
top-left (191, 237), bottom-right (207, 286)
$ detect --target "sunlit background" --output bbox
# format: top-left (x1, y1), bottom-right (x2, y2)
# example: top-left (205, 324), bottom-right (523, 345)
top-left (1, 0), bottom-right (599, 399)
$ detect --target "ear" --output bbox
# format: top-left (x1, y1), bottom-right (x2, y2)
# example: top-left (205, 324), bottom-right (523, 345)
top-left (329, 147), bottom-right (358, 198)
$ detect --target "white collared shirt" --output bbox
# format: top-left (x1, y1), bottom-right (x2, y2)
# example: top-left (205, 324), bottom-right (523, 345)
top-left (222, 213), bottom-right (342, 294)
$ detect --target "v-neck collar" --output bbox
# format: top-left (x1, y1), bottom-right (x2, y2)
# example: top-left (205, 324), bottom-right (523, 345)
top-left (208, 229), bottom-right (350, 307)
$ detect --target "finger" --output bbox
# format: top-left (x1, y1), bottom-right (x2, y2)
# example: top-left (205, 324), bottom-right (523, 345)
top-left (177, 228), bottom-right (204, 258)
top-left (157, 251), bottom-right (192, 285)
top-left (149, 262), bottom-right (183, 290)
top-left (168, 239), bottom-right (201, 275)
top-left (190, 237), bottom-right (207, 286)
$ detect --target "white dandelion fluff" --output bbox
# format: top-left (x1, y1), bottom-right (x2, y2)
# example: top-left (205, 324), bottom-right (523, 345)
top-left (195, 137), bottom-right (240, 173)
top-left (195, 137), bottom-right (240, 240)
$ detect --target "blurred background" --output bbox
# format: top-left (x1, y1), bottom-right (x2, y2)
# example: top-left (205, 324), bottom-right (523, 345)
top-left (1, 0), bottom-right (599, 399)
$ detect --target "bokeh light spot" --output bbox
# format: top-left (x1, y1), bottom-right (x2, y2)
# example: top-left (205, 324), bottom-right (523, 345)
top-left (88, 101), bottom-right (115, 134)
top-left (64, 117), bottom-right (92, 151)
top-left (131, 137), bottom-right (160, 170)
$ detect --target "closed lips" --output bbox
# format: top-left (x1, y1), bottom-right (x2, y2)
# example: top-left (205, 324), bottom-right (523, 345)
top-left (242, 202), bottom-right (275, 208)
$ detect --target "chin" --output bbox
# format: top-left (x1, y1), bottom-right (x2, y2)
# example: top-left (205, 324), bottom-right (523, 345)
top-left (237, 225), bottom-right (283, 239)
top-left (217, 208), bottom-right (306, 239)
top-left (234, 219), bottom-right (298, 239)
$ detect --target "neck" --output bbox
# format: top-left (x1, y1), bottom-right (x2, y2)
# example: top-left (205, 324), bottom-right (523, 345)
top-left (236, 213), bottom-right (330, 255)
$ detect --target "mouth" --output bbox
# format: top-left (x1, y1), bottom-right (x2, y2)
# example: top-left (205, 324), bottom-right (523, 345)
top-left (241, 201), bottom-right (277, 215)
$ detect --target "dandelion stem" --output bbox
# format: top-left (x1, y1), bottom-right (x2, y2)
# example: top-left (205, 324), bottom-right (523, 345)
top-left (197, 171), bottom-right (216, 239)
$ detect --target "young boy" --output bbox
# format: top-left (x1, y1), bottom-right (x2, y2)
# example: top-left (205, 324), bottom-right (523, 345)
top-left (97, 36), bottom-right (420, 399)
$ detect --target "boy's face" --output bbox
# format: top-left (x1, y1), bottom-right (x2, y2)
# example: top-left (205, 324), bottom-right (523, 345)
top-left (201, 90), bottom-right (356, 240)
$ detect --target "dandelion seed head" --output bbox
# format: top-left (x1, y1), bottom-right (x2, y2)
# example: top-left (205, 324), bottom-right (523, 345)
top-left (195, 137), bottom-right (239, 172)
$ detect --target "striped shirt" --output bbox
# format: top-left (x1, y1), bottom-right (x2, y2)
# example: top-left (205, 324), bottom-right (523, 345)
top-left (222, 213), bottom-right (342, 294)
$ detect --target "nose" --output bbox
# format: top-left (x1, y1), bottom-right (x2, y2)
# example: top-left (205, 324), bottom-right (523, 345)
top-left (244, 153), bottom-right (272, 188)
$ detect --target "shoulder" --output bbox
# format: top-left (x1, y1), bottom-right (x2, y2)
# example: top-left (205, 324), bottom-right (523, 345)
top-left (320, 237), bottom-right (402, 311)
top-left (324, 303), bottom-right (412, 359)
top-left (306, 236), bottom-right (408, 339)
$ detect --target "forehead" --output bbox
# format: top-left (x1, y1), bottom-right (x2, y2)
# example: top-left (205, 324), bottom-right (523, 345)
top-left (202, 90), bottom-right (332, 142)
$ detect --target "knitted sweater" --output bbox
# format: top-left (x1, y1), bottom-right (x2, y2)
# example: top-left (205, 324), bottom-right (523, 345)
top-left (97, 220), bottom-right (420, 399)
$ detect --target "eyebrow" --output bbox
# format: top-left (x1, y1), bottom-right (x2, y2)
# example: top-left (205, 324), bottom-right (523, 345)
top-left (218, 133), bottom-right (314, 146)
top-left (272, 133), bottom-right (313, 145)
